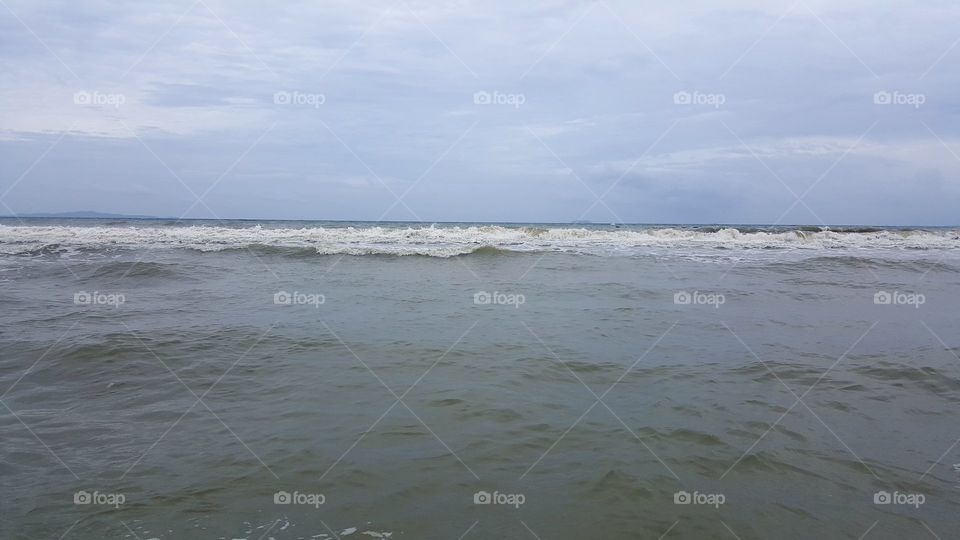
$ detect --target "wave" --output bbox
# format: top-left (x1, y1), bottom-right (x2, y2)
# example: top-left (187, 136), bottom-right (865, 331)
top-left (1, 224), bottom-right (958, 258)
top-left (87, 261), bottom-right (183, 279)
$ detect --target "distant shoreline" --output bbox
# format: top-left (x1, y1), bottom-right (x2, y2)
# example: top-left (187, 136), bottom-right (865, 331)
top-left (1, 215), bottom-right (955, 229)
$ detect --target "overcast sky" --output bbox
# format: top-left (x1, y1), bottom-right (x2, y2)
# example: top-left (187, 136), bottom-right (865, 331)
top-left (1, 0), bottom-right (958, 224)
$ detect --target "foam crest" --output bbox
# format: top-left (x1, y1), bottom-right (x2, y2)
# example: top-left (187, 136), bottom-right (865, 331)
top-left (0, 224), bottom-right (957, 257)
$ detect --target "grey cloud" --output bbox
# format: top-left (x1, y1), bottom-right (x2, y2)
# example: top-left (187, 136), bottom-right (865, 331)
top-left (1, 0), bottom-right (958, 223)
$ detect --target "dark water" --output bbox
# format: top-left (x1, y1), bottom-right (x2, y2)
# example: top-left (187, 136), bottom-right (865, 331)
top-left (1, 220), bottom-right (959, 539)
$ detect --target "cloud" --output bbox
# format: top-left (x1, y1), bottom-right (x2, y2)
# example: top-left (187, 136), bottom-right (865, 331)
top-left (0, 0), bottom-right (958, 223)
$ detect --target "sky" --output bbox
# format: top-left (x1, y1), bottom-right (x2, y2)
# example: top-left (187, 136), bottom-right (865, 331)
top-left (0, 0), bottom-right (958, 225)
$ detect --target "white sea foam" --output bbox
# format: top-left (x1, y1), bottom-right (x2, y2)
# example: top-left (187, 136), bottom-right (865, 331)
top-left (0, 224), bottom-right (957, 257)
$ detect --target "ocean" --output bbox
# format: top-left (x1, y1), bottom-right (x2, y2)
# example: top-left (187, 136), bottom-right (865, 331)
top-left (1, 218), bottom-right (958, 539)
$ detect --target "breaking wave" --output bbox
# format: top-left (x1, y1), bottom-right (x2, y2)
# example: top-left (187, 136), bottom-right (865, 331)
top-left (1, 224), bottom-right (958, 258)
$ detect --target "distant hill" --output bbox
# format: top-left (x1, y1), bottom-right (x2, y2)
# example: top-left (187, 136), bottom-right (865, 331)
top-left (8, 211), bottom-right (163, 219)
